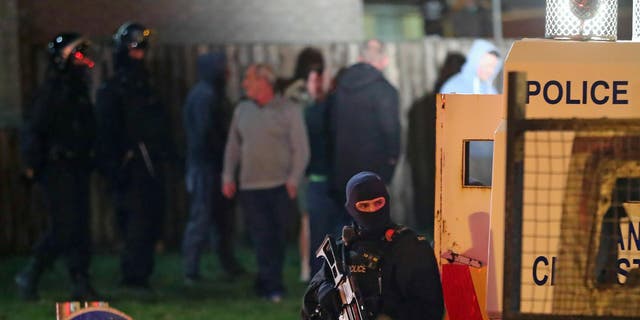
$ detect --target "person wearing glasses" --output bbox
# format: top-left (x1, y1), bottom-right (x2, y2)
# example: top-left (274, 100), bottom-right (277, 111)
top-left (302, 172), bottom-right (444, 320)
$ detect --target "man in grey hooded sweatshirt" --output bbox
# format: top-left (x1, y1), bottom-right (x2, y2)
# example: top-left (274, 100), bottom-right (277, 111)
top-left (440, 39), bottom-right (502, 94)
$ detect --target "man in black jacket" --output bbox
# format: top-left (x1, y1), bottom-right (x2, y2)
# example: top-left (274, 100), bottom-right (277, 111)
top-left (181, 52), bottom-right (244, 283)
top-left (330, 40), bottom-right (400, 204)
top-left (302, 172), bottom-right (444, 320)
top-left (96, 22), bottom-right (171, 290)
top-left (16, 32), bottom-right (99, 301)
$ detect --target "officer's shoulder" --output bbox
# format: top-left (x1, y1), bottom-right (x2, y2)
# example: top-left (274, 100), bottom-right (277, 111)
top-left (98, 77), bottom-right (120, 91)
top-left (389, 225), bottom-right (429, 245)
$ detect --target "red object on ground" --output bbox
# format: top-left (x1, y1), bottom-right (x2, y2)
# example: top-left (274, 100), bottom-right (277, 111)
top-left (441, 264), bottom-right (483, 320)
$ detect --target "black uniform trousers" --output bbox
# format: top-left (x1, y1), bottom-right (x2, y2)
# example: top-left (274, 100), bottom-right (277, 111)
top-left (32, 161), bottom-right (91, 277)
top-left (114, 158), bottom-right (165, 285)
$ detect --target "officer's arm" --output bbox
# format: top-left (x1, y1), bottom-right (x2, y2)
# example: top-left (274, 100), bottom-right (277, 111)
top-left (396, 239), bottom-right (445, 320)
top-left (95, 83), bottom-right (122, 177)
top-left (302, 262), bottom-right (340, 319)
top-left (20, 85), bottom-right (52, 176)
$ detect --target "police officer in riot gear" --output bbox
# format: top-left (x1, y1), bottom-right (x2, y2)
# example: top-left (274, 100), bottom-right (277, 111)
top-left (302, 172), bottom-right (444, 320)
top-left (96, 22), bottom-right (171, 290)
top-left (16, 32), bottom-right (99, 301)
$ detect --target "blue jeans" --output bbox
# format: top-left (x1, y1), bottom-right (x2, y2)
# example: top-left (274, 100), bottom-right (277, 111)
top-left (182, 166), bottom-right (237, 277)
top-left (307, 180), bottom-right (352, 276)
top-left (239, 185), bottom-right (292, 295)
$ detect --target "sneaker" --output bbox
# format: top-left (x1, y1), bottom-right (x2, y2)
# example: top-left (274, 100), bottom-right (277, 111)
top-left (220, 258), bottom-right (247, 278)
top-left (15, 272), bottom-right (39, 301)
top-left (70, 274), bottom-right (102, 301)
top-left (119, 278), bottom-right (151, 289)
top-left (183, 274), bottom-right (203, 287)
top-left (118, 279), bottom-right (156, 301)
top-left (15, 258), bottom-right (45, 301)
top-left (264, 292), bottom-right (283, 303)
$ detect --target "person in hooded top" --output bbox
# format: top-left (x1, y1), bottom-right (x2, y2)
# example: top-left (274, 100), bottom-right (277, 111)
top-left (181, 52), bottom-right (245, 285)
top-left (301, 171), bottom-right (444, 320)
top-left (439, 39), bottom-right (502, 94)
top-left (329, 40), bottom-right (400, 205)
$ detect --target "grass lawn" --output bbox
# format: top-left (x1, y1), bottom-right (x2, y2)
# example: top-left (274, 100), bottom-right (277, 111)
top-left (0, 246), bottom-right (308, 319)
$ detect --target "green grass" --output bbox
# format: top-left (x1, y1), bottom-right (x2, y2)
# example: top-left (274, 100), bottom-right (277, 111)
top-left (0, 246), bottom-right (308, 319)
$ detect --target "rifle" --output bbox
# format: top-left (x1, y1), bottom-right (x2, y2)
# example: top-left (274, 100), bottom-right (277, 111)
top-left (316, 235), bottom-right (369, 320)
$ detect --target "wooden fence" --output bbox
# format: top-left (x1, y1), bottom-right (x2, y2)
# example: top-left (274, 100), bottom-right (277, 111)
top-left (0, 37), bottom-right (514, 254)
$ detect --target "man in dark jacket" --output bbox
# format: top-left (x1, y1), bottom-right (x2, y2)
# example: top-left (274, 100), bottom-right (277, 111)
top-left (330, 40), bottom-right (400, 204)
top-left (96, 22), bottom-right (171, 290)
top-left (302, 172), bottom-right (444, 320)
top-left (181, 52), bottom-right (244, 283)
top-left (16, 32), bottom-right (99, 301)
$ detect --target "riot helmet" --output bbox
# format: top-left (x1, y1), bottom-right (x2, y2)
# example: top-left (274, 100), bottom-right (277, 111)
top-left (112, 22), bottom-right (151, 69)
top-left (47, 33), bottom-right (94, 71)
top-left (113, 22), bottom-right (150, 52)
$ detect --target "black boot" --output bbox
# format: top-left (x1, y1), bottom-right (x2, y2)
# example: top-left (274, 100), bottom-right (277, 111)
top-left (15, 258), bottom-right (45, 301)
top-left (70, 273), bottom-right (101, 301)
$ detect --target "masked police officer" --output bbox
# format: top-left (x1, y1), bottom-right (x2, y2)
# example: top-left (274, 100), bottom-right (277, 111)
top-left (16, 32), bottom-right (98, 301)
top-left (96, 22), bottom-right (170, 291)
top-left (302, 172), bottom-right (444, 320)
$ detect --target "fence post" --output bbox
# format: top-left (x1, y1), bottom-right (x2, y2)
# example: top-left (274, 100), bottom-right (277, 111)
top-left (0, 0), bottom-right (21, 127)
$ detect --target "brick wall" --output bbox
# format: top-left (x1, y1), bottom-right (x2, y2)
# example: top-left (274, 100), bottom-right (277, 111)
top-left (18, 0), bottom-right (364, 44)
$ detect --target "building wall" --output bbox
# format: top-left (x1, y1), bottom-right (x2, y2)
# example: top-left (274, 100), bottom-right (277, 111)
top-left (0, 0), bottom-right (21, 126)
top-left (18, 0), bottom-right (364, 44)
top-left (364, 4), bottom-right (425, 41)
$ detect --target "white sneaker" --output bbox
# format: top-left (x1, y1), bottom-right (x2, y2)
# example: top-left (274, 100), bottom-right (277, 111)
top-left (266, 293), bottom-right (283, 303)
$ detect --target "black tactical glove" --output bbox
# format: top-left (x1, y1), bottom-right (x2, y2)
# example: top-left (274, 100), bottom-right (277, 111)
top-left (318, 285), bottom-right (341, 319)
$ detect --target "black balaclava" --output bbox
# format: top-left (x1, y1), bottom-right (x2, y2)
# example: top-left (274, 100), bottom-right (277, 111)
top-left (345, 171), bottom-right (392, 239)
